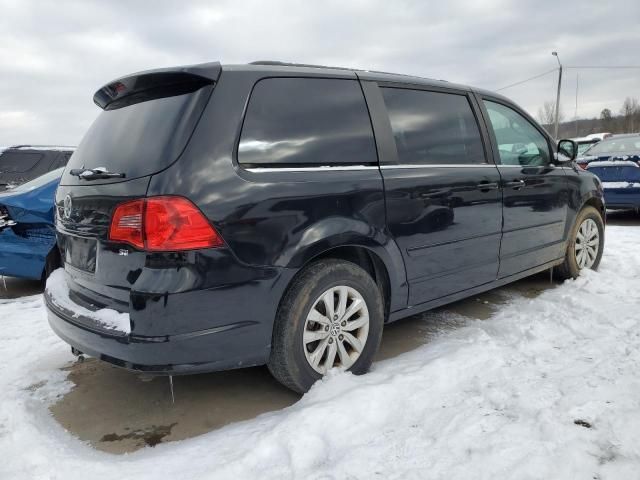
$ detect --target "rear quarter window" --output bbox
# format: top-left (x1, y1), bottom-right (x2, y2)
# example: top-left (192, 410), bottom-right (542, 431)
top-left (238, 77), bottom-right (377, 167)
top-left (0, 152), bottom-right (44, 173)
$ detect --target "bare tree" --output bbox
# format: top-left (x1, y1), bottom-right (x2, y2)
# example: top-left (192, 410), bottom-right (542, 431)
top-left (600, 108), bottom-right (614, 132)
top-left (620, 97), bottom-right (640, 133)
top-left (600, 108), bottom-right (612, 121)
top-left (537, 101), bottom-right (564, 126)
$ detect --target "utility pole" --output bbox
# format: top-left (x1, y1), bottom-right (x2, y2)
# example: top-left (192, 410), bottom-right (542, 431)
top-left (574, 73), bottom-right (579, 137)
top-left (552, 51), bottom-right (562, 139)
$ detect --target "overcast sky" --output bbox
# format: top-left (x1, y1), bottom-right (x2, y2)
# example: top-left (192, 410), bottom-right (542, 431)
top-left (1, 0), bottom-right (639, 146)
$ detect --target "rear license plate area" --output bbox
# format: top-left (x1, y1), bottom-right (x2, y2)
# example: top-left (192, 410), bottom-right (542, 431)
top-left (63, 235), bottom-right (97, 273)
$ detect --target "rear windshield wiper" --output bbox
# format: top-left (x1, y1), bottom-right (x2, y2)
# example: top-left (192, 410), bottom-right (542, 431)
top-left (69, 167), bottom-right (126, 180)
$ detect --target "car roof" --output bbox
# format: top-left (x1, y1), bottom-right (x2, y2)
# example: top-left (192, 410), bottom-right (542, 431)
top-left (597, 134), bottom-right (640, 144)
top-left (610, 133), bottom-right (640, 138)
top-left (2, 145), bottom-right (76, 153)
top-left (222, 61), bottom-right (510, 100)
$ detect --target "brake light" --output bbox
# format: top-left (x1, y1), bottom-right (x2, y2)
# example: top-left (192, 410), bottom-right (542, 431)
top-left (578, 163), bottom-right (588, 170)
top-left (145, 197), bottom-right (222, 250)
top-left (109, 197), bottom-right (223, 251)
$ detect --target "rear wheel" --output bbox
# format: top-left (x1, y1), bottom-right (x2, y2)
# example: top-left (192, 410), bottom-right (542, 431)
top-left (555, 206), bottom-right (604, 279)
top-left (268, 259), bottom-right (384, 393)
top-left (42, 247), bottom-right (61, 283)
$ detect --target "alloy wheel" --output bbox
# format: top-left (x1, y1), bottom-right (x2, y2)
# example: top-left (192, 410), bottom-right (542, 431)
top-left (575, 218), bottom-right (600, 269)
top-left (303, 285), bottom-right (370, 374)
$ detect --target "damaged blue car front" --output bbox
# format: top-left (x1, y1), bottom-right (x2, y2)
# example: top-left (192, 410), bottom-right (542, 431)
top-left (0, 168), bottom-right (63, 281)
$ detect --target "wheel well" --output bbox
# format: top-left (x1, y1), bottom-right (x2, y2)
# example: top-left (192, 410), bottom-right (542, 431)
top-left (308, 246), bottom-right (392, 322)
top-left (584, 197), bottom-right (605, 218)
top-left (41, 246), bottom-right (61, 282)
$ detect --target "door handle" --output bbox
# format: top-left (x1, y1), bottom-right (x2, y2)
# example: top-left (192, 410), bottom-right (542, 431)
top-left (477, 181), bottom-right (500, 192)
top-left (504, 179), bottom-right (526, 190)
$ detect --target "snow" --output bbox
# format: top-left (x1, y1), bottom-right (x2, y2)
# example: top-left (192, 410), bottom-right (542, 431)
top-left (1, 226), bottom-right (640, 479)
top-left (586, 133), bottom-right (612, 141)
top-left (45, 269), bottom-right (130, 334)
top-left (588, 160), bottom-right (639, 168)
top-left (602, 181), bottom-right (640, 189)
top-left (10, 145), bottom-right (76, 152)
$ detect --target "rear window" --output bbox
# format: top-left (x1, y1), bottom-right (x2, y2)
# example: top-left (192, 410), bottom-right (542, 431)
top-left (381, 88), bottom-right (486, 165)
top-left (0, 152), bottom-right (44, 173)
top-left (64, 85), bottom-right (213, 183)
top-left (586, 137), bottom-right (640, 155)
top-left (238, 78), bottom-right (377, 167)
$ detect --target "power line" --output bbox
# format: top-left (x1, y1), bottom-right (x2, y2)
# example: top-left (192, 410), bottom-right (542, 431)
top-left (565, 65), bottom-right (640, 69)
top-left (493, 64), bottom-right (640, 92)
top-left (495, 68), bottom-right (558, 91)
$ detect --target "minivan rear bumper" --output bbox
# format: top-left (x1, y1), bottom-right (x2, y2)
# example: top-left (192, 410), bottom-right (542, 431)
top-left (45, 266), bottom-right (294, 374)
top-left (46, 293), bottom-right (269, 373)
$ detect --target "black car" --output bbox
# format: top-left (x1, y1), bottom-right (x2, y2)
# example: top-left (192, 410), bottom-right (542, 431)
top-left (0, 145), bottom-right (74, 190)
top-left (45, 61), bottom-right (605, 393)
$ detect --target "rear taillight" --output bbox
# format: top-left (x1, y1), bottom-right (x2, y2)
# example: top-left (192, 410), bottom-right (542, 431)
top-left (109, 196), bottom-right (223, 251)
top-left (578, 163), bottom-right (588, 170)
top-left (145, 197), bottom-right (222, 250)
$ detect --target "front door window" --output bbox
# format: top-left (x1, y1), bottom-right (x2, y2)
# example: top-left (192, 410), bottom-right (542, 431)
top-left (483, 101), bottom-right (551, 166)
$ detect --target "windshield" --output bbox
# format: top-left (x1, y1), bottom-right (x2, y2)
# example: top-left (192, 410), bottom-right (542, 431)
top-left (8, 167), bottom-right (64, 192)
top-left (577, 143), bottom-right (597, 155)
top-left (584, 137), bottom-right (640, 155)
top-left (63, 85), bottom-right (213, 184)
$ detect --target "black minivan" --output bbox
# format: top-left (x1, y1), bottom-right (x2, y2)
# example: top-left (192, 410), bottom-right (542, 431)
top-left (46, 61), bottom-right (605, 393)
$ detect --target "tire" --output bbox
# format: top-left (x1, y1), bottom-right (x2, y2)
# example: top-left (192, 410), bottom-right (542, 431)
top-left (268, 259), bottom-right (384, 394)
top-left (555, 206), bottom-right (605, 280)
top-left (42, 247), bottom-right (61, 283)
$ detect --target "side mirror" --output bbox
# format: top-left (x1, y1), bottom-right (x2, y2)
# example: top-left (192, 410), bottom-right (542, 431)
top-left (557, 139), bottom-right (578, 162)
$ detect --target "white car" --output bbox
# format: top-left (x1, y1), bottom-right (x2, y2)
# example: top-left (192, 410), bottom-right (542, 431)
top-left (585, 132), bottom-right (613, 142)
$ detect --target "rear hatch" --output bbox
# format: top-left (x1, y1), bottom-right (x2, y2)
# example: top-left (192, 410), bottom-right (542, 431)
top-left (587, 160), bottom-right (640, 187)
top-left (54, 62), bottom-right (220, 318)
top-left (587, 160), bottom-right (640, 206)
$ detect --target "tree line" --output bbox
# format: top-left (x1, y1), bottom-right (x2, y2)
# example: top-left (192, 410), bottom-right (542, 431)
top-left (537, 97), bottom-right (640, 138)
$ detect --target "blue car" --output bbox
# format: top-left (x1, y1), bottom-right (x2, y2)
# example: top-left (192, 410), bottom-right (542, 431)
top-left (578, 134), bottom-right (640, 210)
top-left (0, 167), bottom-right (63, 281)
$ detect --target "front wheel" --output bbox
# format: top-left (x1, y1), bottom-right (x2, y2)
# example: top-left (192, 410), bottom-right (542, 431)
top-left (555, 206), bottom-right (605, 279)
top-left (268, 259), bottom-right (384, 393)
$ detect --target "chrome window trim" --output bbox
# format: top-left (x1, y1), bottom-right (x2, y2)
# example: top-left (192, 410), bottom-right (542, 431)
top-left (245, 163), bottom-right (532, 172)
top-left (380, 163), bottom-right (497, 169)
top-left (495, 164), bottom-right (557, 168)
top-left (496, 164), bottom-right (534, 168)
top-left (244, 165), bottom-right (379, 173)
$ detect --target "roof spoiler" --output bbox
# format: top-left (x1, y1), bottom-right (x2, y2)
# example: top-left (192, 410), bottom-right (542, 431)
top-left (93, 61), bottom-right (222, 110)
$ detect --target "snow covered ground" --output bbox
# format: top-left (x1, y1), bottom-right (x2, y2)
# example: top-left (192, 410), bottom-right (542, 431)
top-left (1, 225), bottom-right (640, 480)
